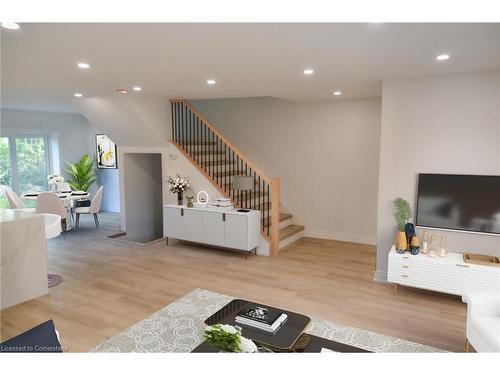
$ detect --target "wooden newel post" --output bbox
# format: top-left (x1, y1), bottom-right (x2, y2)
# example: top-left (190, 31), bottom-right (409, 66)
top-left (270, 177), bottom-right (280, 256)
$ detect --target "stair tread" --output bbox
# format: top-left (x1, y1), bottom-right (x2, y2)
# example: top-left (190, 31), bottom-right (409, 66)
top-left (203, 160), bottom-right (236, 166)
top-left (213, 170), bottom-right (245, 177)
top-left (252, 202), bottom-right (273, 210)
top-left (192, 150), bottom-right (225, 155)
top-left (262, 212), bottom-right (293, 227)
top-left (279, 225), bottom-right (305, 241)
top-left (182, 141), bottom-right (216, 145)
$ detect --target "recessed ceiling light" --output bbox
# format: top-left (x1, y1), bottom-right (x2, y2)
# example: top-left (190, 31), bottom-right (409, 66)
top-left (116, 89), bottom-right (128, 94)
top-left (77, 62), bottom-right (90, 69)
top-left (303, 69), bottom-right (314, 75)
top-left (333, 91), bottom-right (342, 96)
top-left (1, 22), bottom-right (20, 30)
top-left (132, 86), bottom-right (142, 91)
top-left (206, 79), bottom-right (216, 85)
top-left (74, 93), bottom-right (83, 98)
top-left (436, 54), bottom-right (450, 61)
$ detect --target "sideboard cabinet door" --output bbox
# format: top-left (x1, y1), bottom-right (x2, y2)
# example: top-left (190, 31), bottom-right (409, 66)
top-left (203, 211), bottom-right (225, 247)
top-left (182, 209), bottom-right (203, 243)
top-left (225, 214), bottom-right (249, 250)
top-left (164, 207), bottom-right (182, 239)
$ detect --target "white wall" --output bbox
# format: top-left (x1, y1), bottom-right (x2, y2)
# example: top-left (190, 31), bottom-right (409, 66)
top-left (375, 72), bottom-right (500, 282)
top-left (1, 109), bottom-right (90, 173)
top-left (191, 97), bottom-right (382, 244)
top-left (1, 108), bottom-right (121, 212)
top-left (74, 94), bottom-right (170, 148)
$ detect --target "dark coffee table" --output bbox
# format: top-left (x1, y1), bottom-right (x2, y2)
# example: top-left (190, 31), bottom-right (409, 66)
top-left (192, 299), bottom-right (369, 353)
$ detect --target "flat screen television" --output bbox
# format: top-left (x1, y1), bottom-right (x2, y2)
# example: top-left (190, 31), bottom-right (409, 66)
top-left (416, 174), bottom-right (500, 235)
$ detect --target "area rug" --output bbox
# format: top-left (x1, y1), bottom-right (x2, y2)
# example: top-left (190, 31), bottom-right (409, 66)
top-left (48, 274), bottom-right (63, 288)
top-left (90, 289), bottom-right (444, 353)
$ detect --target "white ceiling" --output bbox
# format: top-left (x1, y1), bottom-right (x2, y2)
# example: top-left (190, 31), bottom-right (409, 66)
top-left (1, 23), bottom-right (499, 113)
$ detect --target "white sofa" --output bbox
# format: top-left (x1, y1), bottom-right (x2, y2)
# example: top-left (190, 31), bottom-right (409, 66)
top-left (462, 291), bottom-right (500, 352)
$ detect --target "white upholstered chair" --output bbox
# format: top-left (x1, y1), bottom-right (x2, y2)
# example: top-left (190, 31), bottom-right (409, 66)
top-left (74, 186), bottom-right (103, 231)
top-left (36, 192), bottom-right (67, 232)
top-left (462, 291), bottom-right (500, 352)
top-left (3, 187), bottom-right (35, 212)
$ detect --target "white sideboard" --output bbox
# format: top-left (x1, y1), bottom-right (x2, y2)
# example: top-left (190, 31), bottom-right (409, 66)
top-left (387, 246), bottom-right (500, 296)
top-left (163, 204), bottom-right (261, 253)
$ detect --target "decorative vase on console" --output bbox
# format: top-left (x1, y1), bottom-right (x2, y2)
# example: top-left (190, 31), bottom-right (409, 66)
top-left (393, 198), bottom-right (413, 254)
top-left (410, 236), bottom-right (420, 255)
top-left (168, 174), bottom-right (191, 206)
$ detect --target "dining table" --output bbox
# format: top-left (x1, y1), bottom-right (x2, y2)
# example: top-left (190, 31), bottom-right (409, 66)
top-left (22, 191), bottom-right (90, 230)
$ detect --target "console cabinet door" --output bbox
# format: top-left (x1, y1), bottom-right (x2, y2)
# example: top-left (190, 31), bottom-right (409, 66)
top-left (225, 214), bottom-right (248, 250)
top-left (182, 209), bottom-right (203, 243)
top-left (203, 211), bottom-right (225, 247)
top-left (164, 207), bottom-right (182, 239)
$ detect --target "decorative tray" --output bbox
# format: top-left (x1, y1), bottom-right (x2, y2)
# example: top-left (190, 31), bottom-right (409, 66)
top-left (463, 253), bottom-right (500, 267)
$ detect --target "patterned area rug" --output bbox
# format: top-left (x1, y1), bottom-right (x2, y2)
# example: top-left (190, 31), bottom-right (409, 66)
top-left (91, 289), bottom-right (444, 353)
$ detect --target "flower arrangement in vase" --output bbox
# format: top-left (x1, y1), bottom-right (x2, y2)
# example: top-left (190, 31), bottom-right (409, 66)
top-left (204, 324), bottom-right (257, 353)
top-left (47, 174), bottom-right (65, 192)
top-left (168, 175), bottom-right (191, 205)
top-left (393, 198), bottom-right (413, 254)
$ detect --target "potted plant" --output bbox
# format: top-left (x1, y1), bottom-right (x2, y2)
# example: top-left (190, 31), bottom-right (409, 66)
top-left (203, 324), bottom-right (257, 353)
top-left (168, 174), bottom-right (191, 205)
top-left (393, 198), bottom-right (412, 254)
top-left (64, 154), bottom-right (96, 192)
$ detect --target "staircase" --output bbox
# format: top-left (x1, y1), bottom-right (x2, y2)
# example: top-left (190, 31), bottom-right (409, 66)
top-left (169, 99), bottom-right (304, 255)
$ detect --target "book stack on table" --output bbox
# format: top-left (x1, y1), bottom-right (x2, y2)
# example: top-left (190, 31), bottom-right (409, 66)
top-left (211, 198), bottom-right (234, 210)
top-left (235, 305), bottom-right (288, 333)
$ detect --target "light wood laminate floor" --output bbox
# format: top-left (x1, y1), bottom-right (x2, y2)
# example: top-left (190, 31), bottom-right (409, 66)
top-left (0, 213), bottom-right (466, 352)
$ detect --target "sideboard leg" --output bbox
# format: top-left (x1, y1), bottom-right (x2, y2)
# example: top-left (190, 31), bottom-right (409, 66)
top-left (166, 237), bottom-right (169, 246)
top-left (393, 283), bottom-right (398, 295)
top-left (466, 339), bottom-right (470, 352)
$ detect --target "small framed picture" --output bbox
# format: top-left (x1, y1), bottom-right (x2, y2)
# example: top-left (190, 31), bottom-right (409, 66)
top-left (95, 134), bottom-right (118, 169)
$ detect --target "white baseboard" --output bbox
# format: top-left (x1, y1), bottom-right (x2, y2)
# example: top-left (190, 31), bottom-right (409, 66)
top-left (373, 270), bottom-right (388, 283)
top-left (304, 229), bottom-right (376, 245)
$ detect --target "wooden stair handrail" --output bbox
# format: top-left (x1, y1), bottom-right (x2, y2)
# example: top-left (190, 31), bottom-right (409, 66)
top-left (170, 99), bottom-right (273, 185)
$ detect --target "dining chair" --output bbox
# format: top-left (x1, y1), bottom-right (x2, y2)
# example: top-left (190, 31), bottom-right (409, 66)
top-left (58, 182), bottom-right (72, 192)
top-left (74, 186), bottom-right (103, 231)
top-left (3, 187), bottom-right (36, 212)
top-left (36, 192), bottom-right (68, 232)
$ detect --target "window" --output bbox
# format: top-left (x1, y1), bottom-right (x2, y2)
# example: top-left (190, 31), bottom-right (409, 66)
top-left (0, 135), bottom-right (51, 194)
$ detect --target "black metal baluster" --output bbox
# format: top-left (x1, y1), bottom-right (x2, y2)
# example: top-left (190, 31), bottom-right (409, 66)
top-left (182, 104), bottom-right (186, 150)
top-left (196, 116), bottom-right (200, 165)
top-left (176, 103), bottom-right (181, 145)
top-left (218, 137), bottom-right (222, 187)
top-left (267, 183), bottom-right (270, 236)
top-left (203, 121), bottom-right (206, 169)
top-left (170, 102), bottom-right (174, 141)
top-left (262, 179), bottom-right (265, 232)
top-left (175, 103), bottom-right (179, 144)
top-left (179, 103), bottom-right (184, 148)
top-left (190, 109), bottom-right (193, 157)
top-left (253, 171), bottom-right (256, 213)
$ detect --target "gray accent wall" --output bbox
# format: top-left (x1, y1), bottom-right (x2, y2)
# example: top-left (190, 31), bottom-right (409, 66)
top-left (375, 72), bottom-right (500, 282)
top-left (123, 153), bottom-right (163, 243)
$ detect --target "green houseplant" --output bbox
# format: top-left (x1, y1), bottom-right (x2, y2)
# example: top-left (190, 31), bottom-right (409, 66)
top-left (393, 198), bottom-right (412, 254)
top-left (65, 154), bottom-right (96, 192)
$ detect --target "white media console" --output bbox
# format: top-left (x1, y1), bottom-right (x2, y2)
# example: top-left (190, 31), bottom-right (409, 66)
top-left (163, 204), bottom-right (261, 254)
top-left (388, 246), bottom-right (500, 296)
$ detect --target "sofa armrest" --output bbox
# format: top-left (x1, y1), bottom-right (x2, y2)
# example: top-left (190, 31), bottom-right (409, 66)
top-left (462, 291), bottom-right (500, 317)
